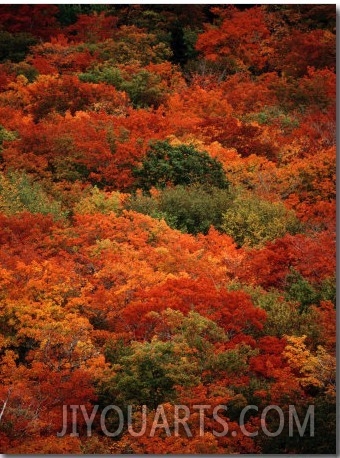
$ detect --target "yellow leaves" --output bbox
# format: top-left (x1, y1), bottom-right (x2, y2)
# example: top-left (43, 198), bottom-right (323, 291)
top-left (283, 335), bottom-right (336, 394)
top-left (0, 74), bottom-right (29, 108)
top-left (312, 346), bottom-right (336, 397)
top-left (224, 153), bottom-right (278, 194)
top-left (203, 142), bottom-right (239, 170)
top-left (276, 146), bottom-right (336, 203)
top-left (15, 259), bottom-right (81, 306)
top-left (1, 257), bottom-right (99, 369)
top-left (81, 211), bottom-right (232, 302)
top-left (221, 192), bottom-right (300, 247)
top-left (30, 313), bottom-right (98, 370)
top-left (0, 350), bottom-right (17, 374)
top-left (284, 335), bottom-right (314, 371)
top-left (74, 186), bottom-right (121, 215)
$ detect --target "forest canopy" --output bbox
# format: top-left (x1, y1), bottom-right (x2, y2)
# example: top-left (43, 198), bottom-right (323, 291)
top-left (0, 4), bottom-right (336, 454)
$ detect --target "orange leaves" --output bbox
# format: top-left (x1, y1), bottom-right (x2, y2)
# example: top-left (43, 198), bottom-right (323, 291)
top-left (196, 6), bottom-right (271, 71)
top-left (7, 436), bottom-right (82, 454)
top-left (145, 62), bottom-right (186, 93)
top-left (165, 84), bottom-right (234, 143)
top-left (283, 335), bottom-right (336, 396)
top-left (0, 5), bottom-right (336, 453)
top-left (119, 277), bottom-right (266, 340)
top-left (221, 72), bottom-right (279, 115)
top-left (28, 39), bottom-right (98, 75)
top-left (278, 146), bottom-right (336, 195)
top-left (24, 74), bottom-right (129, 121)
top-left (163, 82), bottom-right (279, 158)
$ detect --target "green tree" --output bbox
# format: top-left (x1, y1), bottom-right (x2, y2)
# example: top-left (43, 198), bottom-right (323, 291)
top-left (101, 310), bottom-right (227, 409)
top-left (80, 66), bottom-right (166, 108)
top-left (126, 184), bottom-right (232, 235)
top-left (112, 339), bottom-right (178, 409)
top-left (133, 141), bottom-right (229, 190)
top-left (228, 282), bottom-right (320, 340)
top-left (79, 65), bottom-right (123, 86)
top-left (120, 69), bottom-right (166, 108)
top-left (0, 125), bottom-right (17, 157)
top-left (284, 269), bottom-right (336, 313)
top-left (0, 31), bottom-right (37, 63)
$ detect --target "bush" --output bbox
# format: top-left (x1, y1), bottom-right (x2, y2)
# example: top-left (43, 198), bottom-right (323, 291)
top-left (120, 69), bottom-right (166, 108)
top-left (0, 125), bottom-right (17, 154)
top-left (284, 269), bottom-right (336, 312)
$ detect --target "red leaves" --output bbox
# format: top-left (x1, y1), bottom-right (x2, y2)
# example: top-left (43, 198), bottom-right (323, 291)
top-left (25, 75), bottom-right (129, 121)
top-left (66, 12), bottom-right (118, 43)
top-left (271, 29), bottom-right (335, 78)
top-left (250, 336), bottom-right (287, 378)
top-left (118, 277), bottom-right (267, 339)
top-left (196, 7), bottom-right (270, 71)
top-left (28, 40), bottom-right (98, 75)
top-left (239, 231), bottom-right (335, 289)
top-left (0, 5), bottom-right (60, 39)
top-left (0, 5), bottom-right (336, 454)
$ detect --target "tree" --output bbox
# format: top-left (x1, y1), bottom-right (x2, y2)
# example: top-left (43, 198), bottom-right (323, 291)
top-left (65, 11), bottom-right (118, 43)
top-left (0, 31), bottom-right (37, 63)
top-left (196, 6), bottom-right (271, 73)
top-left (0, 5), bottom-right (60, 40)
top-left (221, 193), bottom-right (301, 247)
top-left (27, 37), bottom-right (98, 75)
top-left (0, 4), bottom-right (335, 454)
top-left (126, 184), bottom-right (232, 235)
top-left (25, 74), bottom-right (128, 121)
top-left (270, 29), bottom-right (335, 78)
top-left (133, 141), bottom-right (229, 190)
top-left (0, 171), bottom-right (66, 219)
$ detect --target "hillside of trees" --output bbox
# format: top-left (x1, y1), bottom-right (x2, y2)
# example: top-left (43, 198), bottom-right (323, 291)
top-left (0, 4), bottom-right (336, 454)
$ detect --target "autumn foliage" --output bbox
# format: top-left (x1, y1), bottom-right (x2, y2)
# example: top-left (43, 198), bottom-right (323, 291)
top-left (0, 5), bottom-right (335, 454)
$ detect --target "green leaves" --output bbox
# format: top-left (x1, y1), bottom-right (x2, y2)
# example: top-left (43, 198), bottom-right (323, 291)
top-left (0, 125), bottom-right (17, 153)
top-left (127, 184), bottom-right (232, 235)
top-left (112, 339), bottom-right (178, 408)
top-left (79, 65), bottom-right (123, 87)
top-left (0, 31), bottom-right (37, 63)
top-left (284, 269), bottom-right (336, 313)
top-left (0, 171), bottom-right (67, 219)
top-left (102, 310), bottom-right (228, 408)
top-left (133, 140), bottom-right (229, 190)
